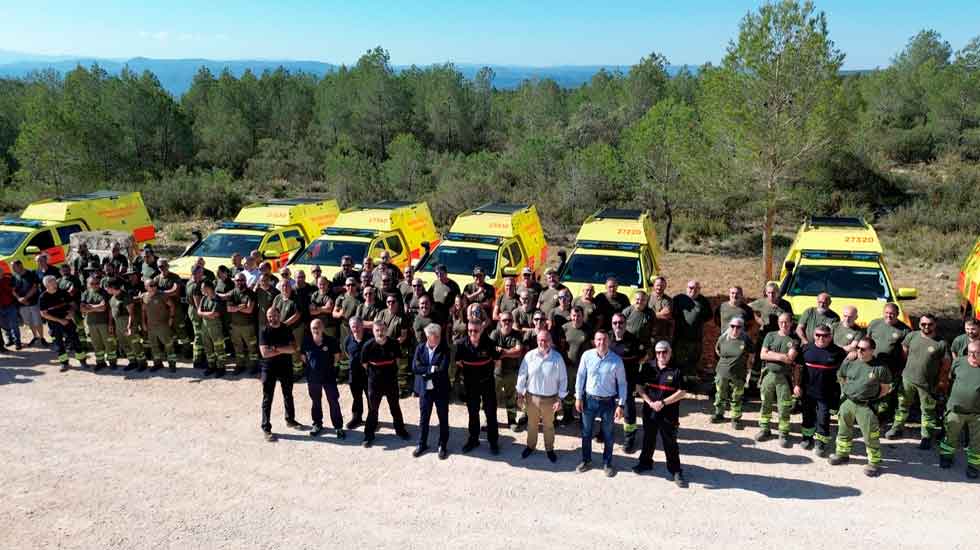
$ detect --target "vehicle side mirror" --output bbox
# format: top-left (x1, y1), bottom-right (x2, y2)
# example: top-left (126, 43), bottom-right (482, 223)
top-left (897, 287), bottom-right (917, 300)
top-left (502, 267), bottom-right (517, 277)
top-left (25, 246), bottom-right (41, 255)
top-left (263, 250), bottom-right (279, 260)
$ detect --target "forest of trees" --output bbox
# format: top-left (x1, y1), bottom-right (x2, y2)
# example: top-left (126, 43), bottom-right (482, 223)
top-left (1, 1), bottom-right (978, 269)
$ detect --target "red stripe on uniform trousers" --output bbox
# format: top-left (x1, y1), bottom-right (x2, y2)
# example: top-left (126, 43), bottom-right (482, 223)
top-left (647, 383), bottom-right (675, 391)
top-left (805, 362), bottom-right (837, 370)
top-left (460, 359), bottom-right (493, 367)
top-left (368, 360), bottom-right (397, 367)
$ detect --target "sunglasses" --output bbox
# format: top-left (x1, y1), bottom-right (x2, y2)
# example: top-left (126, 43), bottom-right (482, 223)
top-left (612, 321), bottom-right (624, 325)
top-left (386, 300), bottom-right (396, 304)
top-left (730, 324), bottom-right (742, 329)
top-left (533, 317), bottom-right (545, 322)
top-left (814, 333), bottom-right (830, 338)
top-left (501, 319), bottom-right (513, 323)
top-left (346, 283), bottom-right (355, 287)
top-left (857, 346), bottom-right (872, 352)
top-left (919, 322), bottom-right (934, 327)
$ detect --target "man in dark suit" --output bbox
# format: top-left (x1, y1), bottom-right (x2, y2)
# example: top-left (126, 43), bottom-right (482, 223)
top-left (412, 322), bottom-right (451, 459)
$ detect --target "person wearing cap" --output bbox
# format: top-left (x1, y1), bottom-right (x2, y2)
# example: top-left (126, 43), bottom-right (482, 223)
top-left (106, 278), bottom-right (144, 371)
top-left (575, 330), bottom-right (627, 477)
top-left (184, 266), bottom-right (208, 370)
top-left (756, 312), bottom-right (799, 446)
top-left (456, 320), bottom-right (502, 454)
top-left (492, 276), bottom-right (520, 321)
top-left (464, 266), bottom-right (495, 311)
top-left (227, 271), bottom-right (258, 375)
top-left (594, 277), bottom-right (629, 331)
top-left (142, 278), bottom-right (177, 372)
top-left (517, 329), bottom-right (567, 462)
top-left (712, 316), bottom-right (754, 429)
top-left (633, 341), bottom-right (688, 487)
top-left (80, 275), bottom-right (117, 371)
top-left (537, 269), bottom-right (566, 315)
top-left (671, 280), bottom-right (712, 388)
top-left (428, 264), bottom-right (460, 319)
top-left (517, 267), bottom-right (542, 314)
top-left (412, 323), bottom-right (451, 459)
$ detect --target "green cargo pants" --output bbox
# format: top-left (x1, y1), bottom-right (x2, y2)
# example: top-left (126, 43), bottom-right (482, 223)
top-left (229, 323), bottom-right (257, 370)
top-left (940, 411), bottom-right (980, 467)
top-left (189, 315), bottom-right (205, 361)
top-left (759, 372), bottom-right (793, 434)
top-left (85, 321), bottom-right (116, 364)
top-left (146, 324), bottom-right (177, 365)
top-left (835, 398), bottom-right (882, 465)
top-left (893, 379), bottom-right (937, 438)
top-left (495, 365), bottom-right (519, 425)
top-left (202, 319), bottom-right (226, 369)
top-left (113, 317), bottom-right (143, 363)
top-left (714, 375), bottom-right (745, 420)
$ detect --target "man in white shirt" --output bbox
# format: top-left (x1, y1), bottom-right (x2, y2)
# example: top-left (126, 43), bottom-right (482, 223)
top-left (516, 330), bottom-right (568, 463)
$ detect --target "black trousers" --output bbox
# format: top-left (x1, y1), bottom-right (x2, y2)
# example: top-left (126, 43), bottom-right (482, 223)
top-left (638, 406), bottom-right (681, 473)
top-left (349, 365), bottom-right (368, 421)
top-left (308, 376), bottom-right (344, 429)
top-left (365, 377), bottom-right (405, 439)
top-left (801, 394), bottom-right (835, 443)
top-left (48, 320), bottom-right (80, 361)
top-left (419, 393), bottom-right (449, 448)
top-left (624, 364), bottom-right (639, 427)
top-left (464, 376), bottom-right (498, 444)
top-left (261, 362), bottom-right (295, 432)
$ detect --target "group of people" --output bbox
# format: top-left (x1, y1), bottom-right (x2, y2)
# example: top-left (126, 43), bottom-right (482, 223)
top-left (2, 245), bottom-right (979, 483)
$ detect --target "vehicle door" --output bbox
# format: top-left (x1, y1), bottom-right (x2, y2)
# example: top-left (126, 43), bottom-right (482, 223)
top-left (55, 223), bottom-right (85, 265)
top-left (23, 229), bottom-right (58, 269)
top-left (640, 246), bottom-right (655, 291)
top-left (261, 232), bottom-right (288, 270)
top-left (383, 232), bottom-right (409, 268)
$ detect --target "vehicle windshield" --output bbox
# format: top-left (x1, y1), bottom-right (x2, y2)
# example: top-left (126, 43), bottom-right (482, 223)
top-left (0, 230), bottom-right (28, 256)
top-left (786, 265), bottom-right (891, 300)
top-left (295, 239), bottom-right (369, 266)
top-left (194, 233), bottom-right (265, 258)
top-left (421, 246), bottom-right (498, 277)
top-left (561, 254), bottom-right (640, 287)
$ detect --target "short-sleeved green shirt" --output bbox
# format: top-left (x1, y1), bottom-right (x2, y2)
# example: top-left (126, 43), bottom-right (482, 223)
top-left (490, 328), bottom-right (523, 372)
top-left (798, 307), bottom-right (840, 341)
top-left (109, 292), bottom-right (132, 320)
top-left (717, 302), bottom-right (752, 332)
top-left (355, 301), bottom-right (381, 324)
top-left (947, 357), bottom-right (980, 414)
top-left (839, 358), bottom-right (891, 402)
top-left (184, 279), bottom-right (204, 320)
top-left (649, 293), bottom-right (673, 342)
top-left (143, 293), bottom-right (170, 328)
top-left (227, 287), bottom-right (255, 326)
top-left (374, 309), bottom-right (406, 340)
top-left (761, 331), bottom-right (798, 376)
top-left (950, 334), bottom-right (978, 358)
top-left (831, 322), bottom-right (864, 349)
top-left (749, 298), bottom-right (793, 335)
top-left (199, 295), bottom-right (224, 326)
top-left (866, 318), bottom-right (911, 368)
top-left (562, 322), bottom-right (593, 368)
top-left (272, 294), bottom-right (299, 326)
top-left (495, 292), bottom-right (519, 316)
top-left (413, 312), bottom-right (443, 345)
top-left (572, 297), bottom-right (598, 327)
top-left (621, 305), bottom-right (654, 344)
top-left (80, 288), bottom-right (110, 325)
top-left (715, 332), bottom-right (753, 380)
top-left (901, 331), bottom-right (948, 387)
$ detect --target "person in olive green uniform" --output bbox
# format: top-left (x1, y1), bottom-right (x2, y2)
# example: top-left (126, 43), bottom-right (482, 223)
top-left (796, 293), bottom-right (840, 346)
top-left (572, 284), bottom-right (599, 328)
top-left (548, 291), bottom-right (574, 341)
top-left (80, 276), bottom-right (116, 371)
top-left (593, 277), bottom-right (630, 331)
top-left (715, 286), bottom-right (753, 335)
top-left (428, 264), bottom-right (460, 319)
top-left (464, 267), bottom-right (495, 314)
top-left (154, 260), bottom-right (187, 355)
top-left (939, 340), bottom-right (980, 478)
top-left (374, 294), bottom-right (411, 396)
top-left (493, 277), bottom-right (520, 322)
top-left (829, 337), bottom-right (892, 477)
top-left (866, 303), bottom-right (912, 419)
top-left (214, 266), bottom-right (236, 351)
top-left (887, 314), bottom-right (949, 447)
top-left (58, 263), bottom-right (88, 350)
top-left (227, 273), bottom-right (258, 375)
top-left (622, 292), bottom-right (654, 347)
top-left (198, 280), bottom-right (227, 377)
top-left (490, 311), bottom-right (524, 430)
top-left (560, 306), bottom-right (593, 424)
top-left (951, 319), bottom-right (979, 359)
top-left (107, 279), bottom-right (144, 371)
top-left (749, 282), bottom-right (793, 389)
top-left (517, 267), bottom-right (543, 315)
top-left (756, 312), bottom-right (799, 446)
top-left (672, 280), bottom-right (713, 388)
top-left (355, 285), bottom-right (382, 332)
top-left (273, 281), bottom-right (304, 379)
top-left (712, 316), bottom-right (753, 429)
top-left (142, 279), bottom-right (177, 372)
top-left (649, 277), bottom-right (673, 345)
top-left (831, 305), bottom-right (863, 357)
top-left (184, 267), bottom-right (207, 369)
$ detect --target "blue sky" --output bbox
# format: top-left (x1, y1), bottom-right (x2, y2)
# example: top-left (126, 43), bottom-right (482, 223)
top-left (0, 1), bottom-right (977, 68)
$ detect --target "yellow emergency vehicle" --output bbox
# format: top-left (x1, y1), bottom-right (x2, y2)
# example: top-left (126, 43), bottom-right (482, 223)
top-left (291, 200), bottom-right (438, 280)
top-left (776, 217), bottom-right (916, 326)
top-left (416, 203), bottom-right (548, 292)
top-left (170, 198), bottom-right (339, 278)
top-left (957, 236), bottom-right (980, 321)
top-left (559, 208), bottom-right (663, 299)
top-left (0, 191), bottom-right (155, 273)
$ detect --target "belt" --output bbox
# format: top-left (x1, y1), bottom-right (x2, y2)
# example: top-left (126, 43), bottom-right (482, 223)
top-left (528, 392), bottom-right (558, 398)
top-left (847, 397), bottom-right (870, 406)
top-left (587, 394), bottom-right (616, 401)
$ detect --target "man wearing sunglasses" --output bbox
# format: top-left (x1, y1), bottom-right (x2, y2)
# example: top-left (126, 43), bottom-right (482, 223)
top-left (888, 314), bottom-right (949, 449)
top-left (830, 337), bottom-right (892, 477)
top-left (938, 341), bottom-right (980, 478)
top-left (794, 323), bottom-right (847, 457)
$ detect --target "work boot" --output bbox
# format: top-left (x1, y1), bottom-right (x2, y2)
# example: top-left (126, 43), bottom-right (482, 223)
top-left (94, 361), bottom-right (106, 372)
top-left (149, 363), bottom-right (162, 372)
top-left (779, 434), bottom-right (792, 448)
top-left (885, 425), bottom-right (903, 440)
top-left (168, 361), bottom-right (177, 373)
top-left (754, 428), bottom-right (773, 442)
top-left (78, 357), bottom-right (89, 369)
top-left (673, 472), bottom-right (688, 488)
top-left (604, 464), bottom-right (616, 478)
top-left (828, 453), bottom-right (849, 465)
top-left (310, 424), bottom-right (324, 437)
top-left (232, 365), bottom-right (246, 375)
top-left (968, 465), bottom-right (979, 479)
top-left (59, 362), bottom-right (70, 372)
top-left (800, 437), bottom-right (815, 450)
top-left (193, 356), bottom-right (206, 369)
top-left (576, 461), bottom-right (592, 473)
top-left (346, 418), bottom-right (363, 430)
top-left (123, 361), bottom-right (138, 371)
top-left (863, 464), bottom-right (881, 477)
top-left (939, 455), bottom-right (953, 469)
top-left (462, 439), bottom-right (479, 454)
top-left (623, 432), bottom-right (637, 454)
top-left (336, 428), bottom-right (346, 440)
top-left (263, 431), bottom-right (276, 442)
top-left (918, 436), bottom-right (932, 450)
top-left (710, 413), bottom-right (725, 424)
top-left (732, 418), bottom-right (744, 431)
top-left (814, 441), bottom-right (829, 458)
top-left (109, 360), bottom-right (118, 370)
top-left (139, 361), bottom-right (151, 372)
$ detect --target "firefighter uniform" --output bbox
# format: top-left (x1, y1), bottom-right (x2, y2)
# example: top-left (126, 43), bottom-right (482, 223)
top-left (361, 336), bottom-right (408, 444)
top-left (610, 330), bottom-right (647, 451)
top-left (834, 357), bottom-right (891, 468)
top-left (635, 359), bottom-right (684, 476)
top-left (80, 286), bottom-right (116, 369)
top-left (758, 331), bottom-right (798, 438)
top-left (713, 331), bottom-right (754, 424)
top-left (939, 356), bottom-right (980, 477)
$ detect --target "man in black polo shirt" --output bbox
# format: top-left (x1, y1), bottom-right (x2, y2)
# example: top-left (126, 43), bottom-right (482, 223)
top-left (38, 275), bottom-right (85, 371)
top-left (259, 308), bottom-right (303, 442)
top-left (304, 319), bottom-right (344, 439)
top-left (633, 341), bottom-right (688, 487)
top-left (610, 312), bottom-right (648, 453)
top-left (361, 322), bottom-right (410, 447)
top-left (455, 320), bottom-right (502, 454)
top-left (793, 323), bottom-right (847, 457)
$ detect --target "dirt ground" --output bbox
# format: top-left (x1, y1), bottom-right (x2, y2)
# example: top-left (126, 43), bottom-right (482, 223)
top-left (1, 253), bottom-right (976, 550)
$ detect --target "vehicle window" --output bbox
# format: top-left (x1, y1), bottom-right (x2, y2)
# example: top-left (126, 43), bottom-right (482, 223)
top-left (26, 230), bottom-right (55, 251)
top-left (263, 233), bottom-right (285, 253)
top-left (295, 239), bottom-right (369, 266)
top-left (282, 229), bottom-right (303, 249)
top-left (641, 250), bottom-right (654, 281)
top-left (501, 246), bottom-right (513, 268)
top-left (508, 242), bottom-right (524, 265)
top-left (560, 254), bottom-right (640, 287)
top-left (786, 266), bottom-right (891, 300)
top-left (0, 231), bottom-right (28, 256)
top-left (421, 246), bottom-right (498, 277)
top-left (57, 224), bottom-right (83, 245)
top-left (369, 239), bottom-right (387, 259)
top-left (195, 233), bottom-right (264, 258)
top-left (385, 235), bottom-right (404, 256)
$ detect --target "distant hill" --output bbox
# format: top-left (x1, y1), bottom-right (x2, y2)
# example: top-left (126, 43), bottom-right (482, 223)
top-left (0, 51), bottom-right (695, 96)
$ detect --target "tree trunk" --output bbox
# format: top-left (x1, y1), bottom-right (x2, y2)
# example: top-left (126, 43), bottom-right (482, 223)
top-left (762, 181), bottom-right (776, 282)
top-left (663, 200), bottom-right (673, 252)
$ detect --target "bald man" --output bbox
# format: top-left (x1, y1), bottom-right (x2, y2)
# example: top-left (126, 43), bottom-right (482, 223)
top-left (796, 293), bottom-right (840, 346)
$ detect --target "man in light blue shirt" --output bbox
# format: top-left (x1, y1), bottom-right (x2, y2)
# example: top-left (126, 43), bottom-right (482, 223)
top-left (516, 330), bottom-right (568, 463)
top-left (575, 330), bottom-right (627, 477)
